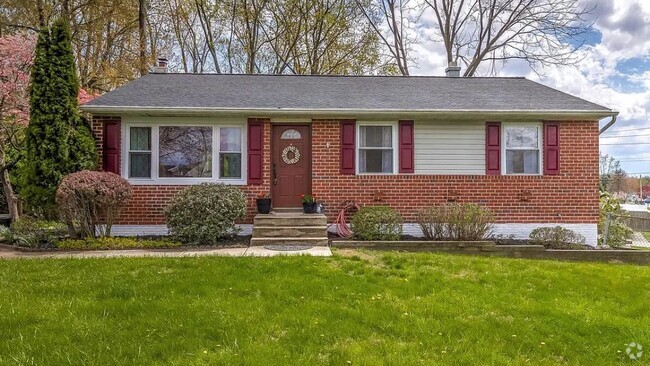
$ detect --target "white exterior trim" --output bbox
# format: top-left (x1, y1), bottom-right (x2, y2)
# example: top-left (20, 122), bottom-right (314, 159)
top-left (328, 223), bottom-right (598, 247)
top-left (121, 116), bottom-right (247, 185)
top-left (110, 224), bottom-right (253, 237)
top-left (81, 105), bottom-right (617, 121)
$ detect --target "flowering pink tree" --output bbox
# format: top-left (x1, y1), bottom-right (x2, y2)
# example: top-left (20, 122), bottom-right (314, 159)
top-left (78, 88), bottom-right (99, 105)
top-left (0, 33), bottom-right (35, 220)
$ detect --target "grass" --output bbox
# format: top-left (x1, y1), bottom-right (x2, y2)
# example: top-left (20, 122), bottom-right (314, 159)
top-left (0, 251), bottom-right (649, 365)
top-left (56, 237), bottom-right (183, 250)
top-left (642, 232), bottom-right (650, 241)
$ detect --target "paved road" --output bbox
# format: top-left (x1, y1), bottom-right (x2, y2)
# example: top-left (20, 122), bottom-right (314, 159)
top-left (621, 204), bottom-right (650, 213)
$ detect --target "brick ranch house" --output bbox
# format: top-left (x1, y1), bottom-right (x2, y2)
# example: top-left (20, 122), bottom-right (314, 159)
top-left (81, 69), bottom-right (617, 245)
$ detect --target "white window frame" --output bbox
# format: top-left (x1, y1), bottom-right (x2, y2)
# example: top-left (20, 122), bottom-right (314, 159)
top-left (217, 127), bottom-right (244, 180)
top-left (127, 126), bottom-right (152, 179)
top-left (501, 122), bottom-right (543, 176)
top-left (356, 121), bottom-right (399, 175)
top-left (122, 117), bottom-right (247, 185)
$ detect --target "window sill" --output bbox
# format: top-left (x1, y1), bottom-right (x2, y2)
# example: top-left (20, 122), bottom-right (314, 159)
top-left (356, 172), bottom-right (397, 176)
top-left (126, 178), bottom-right (247, 186)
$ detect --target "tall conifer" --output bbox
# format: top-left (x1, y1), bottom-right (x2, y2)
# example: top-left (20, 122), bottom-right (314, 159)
top-left (21, 19), bottom-right (96, 215)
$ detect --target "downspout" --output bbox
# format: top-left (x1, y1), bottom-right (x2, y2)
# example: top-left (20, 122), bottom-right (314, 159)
top-left (599, 113), bottom-right (618, 135)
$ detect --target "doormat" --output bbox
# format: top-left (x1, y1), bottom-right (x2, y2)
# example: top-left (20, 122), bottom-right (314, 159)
top-left (263, 245), bottom-right (313, 251)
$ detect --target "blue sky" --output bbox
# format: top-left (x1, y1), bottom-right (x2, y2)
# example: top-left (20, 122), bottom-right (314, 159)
top-left (410, 0), bottom-right (650, 176)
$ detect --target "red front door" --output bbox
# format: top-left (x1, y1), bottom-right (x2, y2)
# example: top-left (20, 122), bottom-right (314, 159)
top-left (272, 125), bottom-right (311, 207)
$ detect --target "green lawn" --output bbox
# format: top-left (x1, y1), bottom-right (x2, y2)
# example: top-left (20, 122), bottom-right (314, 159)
top-left (0, 251), bottom-right (649, 365)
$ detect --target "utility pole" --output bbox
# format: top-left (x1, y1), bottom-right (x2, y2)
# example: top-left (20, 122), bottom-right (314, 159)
top-left (641, 175), bottom-right (644, 202)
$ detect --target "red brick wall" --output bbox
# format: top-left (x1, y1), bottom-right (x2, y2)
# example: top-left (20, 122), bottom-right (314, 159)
top-left (92, 116), bottom-right (599, 225)
top-left (311, 119), bottom-right (599, 224)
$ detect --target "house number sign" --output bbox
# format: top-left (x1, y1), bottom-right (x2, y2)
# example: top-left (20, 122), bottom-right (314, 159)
top-left (282, 145), bottom-right (300, 164)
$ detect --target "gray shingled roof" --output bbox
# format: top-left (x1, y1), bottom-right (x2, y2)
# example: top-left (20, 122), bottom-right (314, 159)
top-left (83, 73), bottom-right (613, 115)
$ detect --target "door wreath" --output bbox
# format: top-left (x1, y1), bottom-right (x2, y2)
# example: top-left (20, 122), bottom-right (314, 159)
top-left (282, 145), bottom-right (300, 164)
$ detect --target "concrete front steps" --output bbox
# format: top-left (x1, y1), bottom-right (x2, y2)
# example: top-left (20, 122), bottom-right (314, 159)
top-left (250, 212), bottom-right (329, 247)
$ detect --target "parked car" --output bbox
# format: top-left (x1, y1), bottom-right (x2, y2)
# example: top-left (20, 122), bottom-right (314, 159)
top-left (644, 198), bottom-right (650, 205)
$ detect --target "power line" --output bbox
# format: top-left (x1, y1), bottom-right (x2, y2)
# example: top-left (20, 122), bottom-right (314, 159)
top-left (604, 126), bottom-right (650, 134)
top-left (601, 133), bottom-right (650, 139)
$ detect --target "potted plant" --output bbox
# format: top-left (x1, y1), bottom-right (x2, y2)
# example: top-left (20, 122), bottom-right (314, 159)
top-left (256, 192), bottom-right (272, 214)
top-left (301, 194), bottom-right (318, 214)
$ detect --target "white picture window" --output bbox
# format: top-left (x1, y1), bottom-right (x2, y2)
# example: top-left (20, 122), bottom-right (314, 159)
top-left (128, 127), bottom-right (151, 178)
top-left (504, 125), bottom-right (541, 174)
top-left (125, 122), bottom-right (245, 184)
top-left (358, 125), bottom-right (395, 174)
top-left (159, 126), bottom-right (213, 178)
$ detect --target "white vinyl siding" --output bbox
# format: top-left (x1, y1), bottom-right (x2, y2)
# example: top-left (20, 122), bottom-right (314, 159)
top-left (414, 121), bottom-right (485, 174)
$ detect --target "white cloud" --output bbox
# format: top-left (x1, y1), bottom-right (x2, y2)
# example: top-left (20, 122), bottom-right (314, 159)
top-left (410, 0), bottom-right (650, 170)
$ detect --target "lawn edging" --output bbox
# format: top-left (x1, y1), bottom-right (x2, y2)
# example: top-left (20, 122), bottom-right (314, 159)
top-left (331, 240), bottom-right (650, 265)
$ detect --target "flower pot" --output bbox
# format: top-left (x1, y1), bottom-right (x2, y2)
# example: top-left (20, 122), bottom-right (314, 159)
top-left (303, 202), bottom-right (318, 214)
top-left (257, 198), bottom-right (272, 214)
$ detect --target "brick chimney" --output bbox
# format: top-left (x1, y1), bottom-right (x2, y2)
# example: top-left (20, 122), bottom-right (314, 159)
top-left (154, 57), bottom-right (168, 73)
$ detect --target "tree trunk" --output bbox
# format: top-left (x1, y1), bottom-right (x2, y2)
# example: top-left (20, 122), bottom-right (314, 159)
top-left (139, 0), bottom-right (148, 75)
top-left (1, 168), bottom-right (19, 222)
top-left (37, 0), bottom-right (45, 28)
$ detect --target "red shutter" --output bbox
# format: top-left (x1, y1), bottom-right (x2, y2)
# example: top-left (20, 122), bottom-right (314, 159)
top-left (103, 121), bottom-right (120, 174)
top-left (340, 120), bottom-right (356, 175)
top-left (485, 122), bottom-right (501, 175)
top-left (544, 122), bottom-right (560, 175)
top-left (247, 119), bottom-right (264, 185)
top-left (398, 120), bottom-right (414, 173)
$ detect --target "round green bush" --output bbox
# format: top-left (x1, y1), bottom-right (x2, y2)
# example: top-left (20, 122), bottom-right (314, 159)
top-left (351, 206), bottom-right (403, 241)
top-left (164, 183), bottom-right (247, 245)
top-left (529, 226), bottom-right (587, 249)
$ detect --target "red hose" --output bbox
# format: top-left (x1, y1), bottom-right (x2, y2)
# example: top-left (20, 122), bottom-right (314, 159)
top-left (332, 201), bottom-right (360, 238)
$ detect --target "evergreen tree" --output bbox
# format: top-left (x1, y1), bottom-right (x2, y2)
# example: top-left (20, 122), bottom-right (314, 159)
top-left (49, 19), bottom-right (96, 173)
top-left (21, 19), bottom-right (96, 216)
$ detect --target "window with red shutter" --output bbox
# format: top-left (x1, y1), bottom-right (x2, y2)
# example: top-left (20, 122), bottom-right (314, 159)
top-left (544, 122), bottom-right (560, 175)
top-left (398, 120), bottom-right (414, 173)
top-left (247, 119), bottom-right (264, 184)
top-left (485, 122), bottom-right (501, 175)
top-left (340, 120), bottom-right (356, 174)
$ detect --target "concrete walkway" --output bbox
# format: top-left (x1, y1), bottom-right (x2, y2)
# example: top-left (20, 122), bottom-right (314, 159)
top-left (630, 232), bottom-right (650, 248)
top-left (0, 245), bottom-right (332, 259)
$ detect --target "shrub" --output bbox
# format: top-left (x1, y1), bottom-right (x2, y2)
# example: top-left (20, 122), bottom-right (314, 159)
top-left (598, 191), bottom-right (633, 247)
top-left (417, 203), bottom-right (494, 241)
top-left (56, 170), bottom-right (132, 238)
top-left (9, 217), bottom-right (66, 248)
top-left (351, 206), bottom-right (403, 241)
top-left (529, 226), bottom-right (587, 249)
top-left (164, 183), bottom-right (246, 245)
